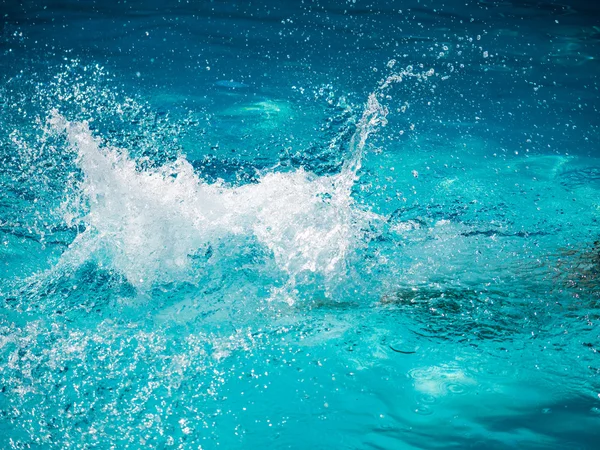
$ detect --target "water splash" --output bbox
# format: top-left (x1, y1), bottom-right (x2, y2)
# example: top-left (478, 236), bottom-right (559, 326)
top-left (45, 66), bottom-right (433, 298)
top-left (48, 117), bottom-right (376, 293)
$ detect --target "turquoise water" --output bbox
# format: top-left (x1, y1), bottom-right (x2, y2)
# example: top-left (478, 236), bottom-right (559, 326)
top-left (1, 0), bottom-right (600, 448)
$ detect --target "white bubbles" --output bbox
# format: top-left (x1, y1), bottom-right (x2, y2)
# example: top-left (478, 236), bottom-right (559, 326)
top-left (36, 64), bottom-right (429, 301)
top-left (49, 104), bottom-right (383, 295)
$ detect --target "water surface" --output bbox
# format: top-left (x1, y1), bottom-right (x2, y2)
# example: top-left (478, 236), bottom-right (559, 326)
top-left (1, 0), bottom-right (600, 448)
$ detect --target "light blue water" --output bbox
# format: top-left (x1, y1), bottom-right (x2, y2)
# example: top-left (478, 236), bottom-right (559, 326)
top-left (1, 0), bottom-right (600, 448)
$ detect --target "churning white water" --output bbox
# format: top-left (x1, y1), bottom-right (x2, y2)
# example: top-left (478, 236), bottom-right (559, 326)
top-left (48, 68), bottom-right (431, 296)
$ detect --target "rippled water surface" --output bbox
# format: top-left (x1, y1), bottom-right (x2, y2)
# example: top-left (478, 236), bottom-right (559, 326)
top-left (1, 0), bottom-right (600, 448)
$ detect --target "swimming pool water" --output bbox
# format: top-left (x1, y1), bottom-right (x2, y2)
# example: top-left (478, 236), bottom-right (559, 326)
top-left (1, 0), bottom-right (599, 448)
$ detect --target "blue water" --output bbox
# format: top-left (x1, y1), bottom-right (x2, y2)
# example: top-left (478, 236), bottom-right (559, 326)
top-left (1, 0), bottom-right (600, 448)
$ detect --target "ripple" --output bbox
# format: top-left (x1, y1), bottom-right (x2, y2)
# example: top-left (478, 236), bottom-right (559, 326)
top-left (409, 365), bottom-right (476, 397)
top-left (413, 404), bottom-right (434, 416)
top-left (416, 393), bottom-right (438, 405)
top-left (447, 383), bottom-right (466, 395)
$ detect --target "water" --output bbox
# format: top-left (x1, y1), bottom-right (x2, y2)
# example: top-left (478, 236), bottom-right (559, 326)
top-left (1, 0), bottom-right (599, 448)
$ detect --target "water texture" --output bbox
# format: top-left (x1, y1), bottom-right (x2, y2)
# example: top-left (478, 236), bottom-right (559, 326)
top-left (1, 0), bottom-right (599, 448)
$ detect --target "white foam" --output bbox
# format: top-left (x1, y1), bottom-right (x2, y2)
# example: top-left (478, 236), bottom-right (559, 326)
top-left (48, 67), bottom-right (433, 294)
top-left (48, 111), bottom-right (380, 291)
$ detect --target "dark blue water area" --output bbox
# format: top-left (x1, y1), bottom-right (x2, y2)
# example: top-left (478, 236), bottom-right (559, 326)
top-left (1, 0), bottom-right (600, 449)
